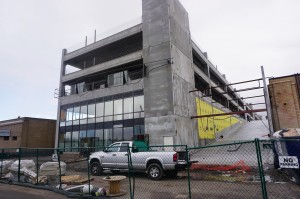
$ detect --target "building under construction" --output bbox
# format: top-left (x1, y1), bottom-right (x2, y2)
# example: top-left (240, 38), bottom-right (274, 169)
top-left (55, 0), bottom-right (258, 149)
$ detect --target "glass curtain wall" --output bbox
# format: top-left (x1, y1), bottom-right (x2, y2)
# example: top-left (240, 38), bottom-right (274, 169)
top-left (59, 91), bottom-right (144, 150)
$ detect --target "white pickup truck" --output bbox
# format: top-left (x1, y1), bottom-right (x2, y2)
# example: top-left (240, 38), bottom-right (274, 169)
top-left (89, 141), bottom-right (188, 180)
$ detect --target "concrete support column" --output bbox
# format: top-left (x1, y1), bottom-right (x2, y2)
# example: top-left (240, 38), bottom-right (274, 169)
top-left (143, 0), bottom-right (198, 146)
top-left (55, 49), bottom-right (67, 149)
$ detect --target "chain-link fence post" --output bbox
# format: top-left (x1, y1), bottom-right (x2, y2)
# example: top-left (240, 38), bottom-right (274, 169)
top-left (186, 145), bottom-right (191, 199)
top-left (127, 146), bottom-right (133, 199)
top-left (255, 138), bottom-right (268, 199)
top-left (87, 150), bottom-right (91, 196)
top-left (1, 149), bottom-right (3, 178)
top-left (36, 148), bottom-right (39, 185)
top-left (18, 147), bottom-right (21, 182)
top-left (57, 148), bottom-right (62, 189)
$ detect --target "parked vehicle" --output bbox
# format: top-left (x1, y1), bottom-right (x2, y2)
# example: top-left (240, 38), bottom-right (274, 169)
top-left (89, 141), bottom-right (188, 180)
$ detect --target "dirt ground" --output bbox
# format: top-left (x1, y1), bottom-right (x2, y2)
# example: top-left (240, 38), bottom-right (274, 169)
top-left (2, 155), bottom-right (300, 199)
top-left (0, 183), bottom-right (68, 199)
top-left (1, 172), bottom-right (300, 199)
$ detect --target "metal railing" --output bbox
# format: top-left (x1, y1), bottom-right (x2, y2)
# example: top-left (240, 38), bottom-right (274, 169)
top-left (62, 69), bottom-right (143, 97)
top-left (66, 17), bottom-right (142, 53)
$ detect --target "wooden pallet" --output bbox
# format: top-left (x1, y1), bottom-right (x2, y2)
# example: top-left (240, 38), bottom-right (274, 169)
top-left (61, 175), bottom-right (94, 185)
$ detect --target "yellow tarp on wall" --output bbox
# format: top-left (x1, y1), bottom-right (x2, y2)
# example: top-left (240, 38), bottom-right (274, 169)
top-left (196, 98), bottom-right (240, 139)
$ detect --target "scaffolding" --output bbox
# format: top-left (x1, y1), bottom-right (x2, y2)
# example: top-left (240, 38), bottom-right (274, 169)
top-left (190, 66), bottom-right (274, 135)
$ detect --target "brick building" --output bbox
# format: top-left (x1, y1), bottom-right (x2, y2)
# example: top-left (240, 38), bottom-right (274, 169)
top-left (0, 117), bottom-right (56, 149)
top-left (268, 74), bottom-right (300, 131)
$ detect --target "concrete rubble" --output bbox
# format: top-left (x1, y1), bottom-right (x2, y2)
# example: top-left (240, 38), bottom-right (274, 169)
top-left (40, 161), bottom-right (66, 176)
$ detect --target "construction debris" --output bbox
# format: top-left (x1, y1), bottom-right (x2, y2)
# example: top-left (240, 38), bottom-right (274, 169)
top-left (37, 176), bottom-right (48, 185)
top-left (61, 175), bottom-right (94, 185)
top-left (5, 168), bottom-right (37, 184)
top-left (1, 158), bottom-right (101, 195)
top-left (65, 184), bottom-right (94, 194)
top-left (55, 184), bottom-right (67, 189)
top-left (22, 167), bottom-right (37, 183)
top-left (40, 161), bottom-right (66, 176)
top-left (0, 160), bottom-right (14, 174)
top-left (9, 160), bottom-right (36, 172)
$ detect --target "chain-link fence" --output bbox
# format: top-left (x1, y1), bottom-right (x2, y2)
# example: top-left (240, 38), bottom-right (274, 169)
top-left (260, 139), bottom-right (300, 199)
top-left (0, 147), bottom-right (95, 198)
top-left (188, 140), bottom-right (263, 199)
top-left (126, 145), bottom-right (189, 199)
top-left (1, 139), bottom-right (300, 198)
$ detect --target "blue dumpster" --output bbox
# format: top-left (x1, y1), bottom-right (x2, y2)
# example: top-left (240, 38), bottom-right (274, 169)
top-left (273, 128), bottom-right (300, 183)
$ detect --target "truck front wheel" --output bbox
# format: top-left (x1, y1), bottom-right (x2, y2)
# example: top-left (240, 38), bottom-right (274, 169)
top-left (147, 163), bottom-right (163, 180)
top-left (90, 161), bottom-right (102, 176)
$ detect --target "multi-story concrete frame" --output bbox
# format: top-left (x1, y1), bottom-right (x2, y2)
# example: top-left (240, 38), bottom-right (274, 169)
top-left (56, 0), bottom-right (252, 149)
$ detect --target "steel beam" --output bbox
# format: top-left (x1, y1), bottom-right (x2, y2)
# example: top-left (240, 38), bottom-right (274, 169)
top-left (191, 109), bottom-right (267, 119)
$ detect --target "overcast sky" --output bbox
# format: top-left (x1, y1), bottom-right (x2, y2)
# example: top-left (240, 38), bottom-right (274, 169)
top-left (0, 0), bottom-right (299, 121)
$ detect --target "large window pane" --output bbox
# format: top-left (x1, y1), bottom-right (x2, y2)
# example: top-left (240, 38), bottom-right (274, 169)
top-left (77, 82), bottom-right (85, 93)
top-left (65, 132), bottom-right (72, 152)
top-left (104, 116), bottom-right (113, 122)
top-left (79, 130), bottom-right (87, 147)
top-left (124, 127), bottom-right (133, 141)
top-left (104, 100), bottom-right (113, 121)
top-left (59, 133), bottom-right (65, 149)
top-left (124, 113), bottom-right (133, 120)
top-left (105, 101), bottom-right (113, 116)
top-left (87, 129), bottom-right (96, 148)
top-left (88, 118), bottom-right (95, 124)
top-left (134, 125), bottom-right (145, 135)
top-left (80, 105), bottom-right (88, 118)
top-left (73, 106), bottom-right (80, 125)
top-left (88, 104), bottom-right (95, 118)
top-left (80, 130), bottom-right (86, 138)
top-left (96, 117), bottom-right (103, 123)
top-left (134, 112), bottom-right (144, 118)
top-left (134, 96), bottom-right (144, 112)
top-left (72, 131), bottom-right (79, 151)
top-left (96, 102), bottom-right (104, 123)
top-left (114, 99), bottom-right (123, 121)
top-left (95, 129), bottom-right (104, 149)
top-left (124, 71), bottom-right (129, 84)
top-left (104, 129), bottom-right (112, 146)
top-left (114, 99), bottom-right (123, 115)
top-left (115, 72), bottom-right (123, 85)
top-left (87, 129), bottom-right (95, 138)
top-left (113, 128), bottom-right (123, 142)
top-left (96, 102), bottom-right (104, 117)
top-left (66, 107), bottom-right (73, 126)
top-left (114, 114), bottom-right (123, 121)
top-left (124, 97), bottom-right (133, 113)
top-left (108, 72), bottom-right (123, 87)
top-left (60, 108), bottom-right (67, 127)
top-left (80, 105), bottom-right (88, 124)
